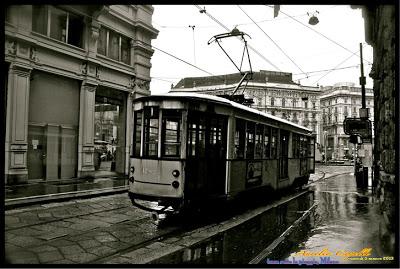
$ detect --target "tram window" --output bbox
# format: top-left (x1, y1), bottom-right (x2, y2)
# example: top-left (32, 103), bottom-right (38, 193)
top-left (255, 124), bottom-right (263, 159)
top-left (264, 126), bottom-right (270, 158)
top-left (143, 107), bottom-right (159, 157)
top-left (292, 133), bottom-right (299, 158)
top-left (234, 118), bottom-right (245, 159)
top-left (246, 122), bottom-right (255, 159)
top-left (188, 122), bottom-right (197, 157)
top-left (209, 117), bottom-right (226, 159)
top-left (271, 128), bottom-right (277, 159)
top-left (162, 110), bottom-right (181, 157)
top-left (187, 113), bottom-right (206, 158)
top-left (133, 110), bottom-right (142, 156)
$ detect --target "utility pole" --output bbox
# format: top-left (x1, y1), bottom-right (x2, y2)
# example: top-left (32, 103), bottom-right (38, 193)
top-left (189, 25), bottom-right (196, 65)
top-left (359, 43), bottom-right (368, 119)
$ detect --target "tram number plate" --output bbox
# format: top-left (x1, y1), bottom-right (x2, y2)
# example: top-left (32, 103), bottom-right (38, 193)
top-left (246, 161), bottom-right (262, 187)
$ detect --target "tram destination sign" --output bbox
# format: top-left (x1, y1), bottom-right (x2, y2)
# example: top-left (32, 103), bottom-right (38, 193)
top-left (344, 118), bottom-right (372, 143)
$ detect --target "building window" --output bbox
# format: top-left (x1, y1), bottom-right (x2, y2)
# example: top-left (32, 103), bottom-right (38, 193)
top-left (32, 6), bottom-right (84, 48)
top-left (304, 100), bottom-right (308, 109)
top-left (292, 98), bottom-right (296, 107)
top-left (98, 27), bottom-right (131, 65)
top-left (270, 97), bottom-right (274, 107)
top-left (282, 98), bottom-right (285, 108)
top-left (312, 102), bottom-right (316, 109)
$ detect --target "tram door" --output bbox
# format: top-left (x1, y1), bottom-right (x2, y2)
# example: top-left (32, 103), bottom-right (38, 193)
top-left (186, 111), bottom-right (227, 200)
top-left (279, 130), bottom-right (289, 179)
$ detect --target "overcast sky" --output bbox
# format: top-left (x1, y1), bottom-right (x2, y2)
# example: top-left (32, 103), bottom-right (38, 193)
top-left (149, 5), bottom-right (373, 94)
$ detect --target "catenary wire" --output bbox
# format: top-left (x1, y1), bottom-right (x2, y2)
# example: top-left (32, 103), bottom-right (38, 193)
top-left (195, 5), bottom-right (282, 71)
top-left (266, 5), bottom-right (373, 65)
top-left (237, 5), bottom-right (307, 76)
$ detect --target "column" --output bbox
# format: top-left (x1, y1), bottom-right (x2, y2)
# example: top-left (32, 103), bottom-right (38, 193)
top-left (124, 92), bottom-right (134, 175)
top-left (5, 63), bottom-right (32, 184)
top-left (77, 81), bottom-right (97, 177)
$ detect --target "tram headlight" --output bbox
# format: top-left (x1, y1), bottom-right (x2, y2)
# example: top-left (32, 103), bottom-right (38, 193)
top-left (172, 180), bottom-right (180, 189)
top-left (130, 166), bottom-right (135, 174)
top-left (129, 176), bottom-right (135, 183)
top-left (172, 170), bottom-right (180, 178)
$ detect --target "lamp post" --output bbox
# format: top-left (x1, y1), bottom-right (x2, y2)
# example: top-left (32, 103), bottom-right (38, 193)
top-left (324, 130), bottom-right (328, 165)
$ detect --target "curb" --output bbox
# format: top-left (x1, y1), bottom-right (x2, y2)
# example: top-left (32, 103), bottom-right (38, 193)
top-left (5, 186), bottom-right (128, 210)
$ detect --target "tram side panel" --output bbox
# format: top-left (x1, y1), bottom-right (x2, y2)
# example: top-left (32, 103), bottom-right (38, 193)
top-left (130, 158), bottom-right (184, 199)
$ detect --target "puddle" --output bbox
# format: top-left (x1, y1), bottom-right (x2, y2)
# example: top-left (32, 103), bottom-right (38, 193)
top-left (150, 191), bottom-right (316, 264)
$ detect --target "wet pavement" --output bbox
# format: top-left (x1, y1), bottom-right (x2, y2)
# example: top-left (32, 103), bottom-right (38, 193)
top-left (276, 172), bottom-right (395, 265)
top-left (5, 164), bottom-right (395, 265)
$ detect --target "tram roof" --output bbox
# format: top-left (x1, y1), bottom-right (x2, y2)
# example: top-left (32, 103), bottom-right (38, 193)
top-left (137, 92), bottom-right (313, 133)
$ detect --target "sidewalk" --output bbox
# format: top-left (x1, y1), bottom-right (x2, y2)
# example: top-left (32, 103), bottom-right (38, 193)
top-left (5, 165), bottom-right (352, 210)
top-left (5, 176), bottom-right (128, 209)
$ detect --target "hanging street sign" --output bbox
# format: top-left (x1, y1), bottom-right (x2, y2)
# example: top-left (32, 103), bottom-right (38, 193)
top-left (344, 118), bottom-right (372, 143)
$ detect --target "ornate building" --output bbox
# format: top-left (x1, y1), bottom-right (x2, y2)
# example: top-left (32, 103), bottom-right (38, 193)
top-left (171, 70), bottom-right (322, 144)
top-left (319, 82), bottom-right (374, 161)
top-left (4, 5), bottom-right (158, 183)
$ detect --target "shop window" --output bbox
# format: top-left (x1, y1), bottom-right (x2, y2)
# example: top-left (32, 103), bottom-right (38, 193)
top-left (162, 110), bottom-right (181, 157)
top-left (143, 107), bottom-right (159, 157)
top-left (32, 6), bottom-right (84, 48)
top-left (98, 26), bottom-right (131, 65)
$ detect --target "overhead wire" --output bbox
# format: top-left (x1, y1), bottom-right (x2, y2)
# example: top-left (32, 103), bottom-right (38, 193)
top-left (195, 5), bottom-right (282, 71)
top-left (312, 46), bottom-right (363, 85)
top-left (266, 5), bottom-right (373, 65)
top-left (140, 41), bottom-right (215, 76)
top-left (237, 5), bottom-right (307, 76)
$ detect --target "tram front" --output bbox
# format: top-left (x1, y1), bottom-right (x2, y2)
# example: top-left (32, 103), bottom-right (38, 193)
top-left (128, 97), bottom-right (187, 212)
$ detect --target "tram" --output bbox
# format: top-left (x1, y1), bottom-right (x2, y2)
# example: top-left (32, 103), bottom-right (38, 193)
top-left (128, 93), bottom-right (315, 215)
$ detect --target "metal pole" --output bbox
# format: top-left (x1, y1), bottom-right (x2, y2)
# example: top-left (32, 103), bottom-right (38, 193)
top-left (360, 43), bottom-right (366, 109)
top-left (324, 131), bottom-right (327, 165)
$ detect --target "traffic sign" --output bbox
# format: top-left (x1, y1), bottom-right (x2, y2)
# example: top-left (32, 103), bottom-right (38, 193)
top-left (344, 118), bottom-right (372, 144)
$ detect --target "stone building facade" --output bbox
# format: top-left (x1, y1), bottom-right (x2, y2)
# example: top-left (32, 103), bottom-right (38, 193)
top-left (4, 5), bottom-right (158, 184)
top-left (319, 82), bottom-right (374, 161)
top-left (171, 70), bottom-right (322, 144)
top-left (359, 5), bottom-right (396, 255)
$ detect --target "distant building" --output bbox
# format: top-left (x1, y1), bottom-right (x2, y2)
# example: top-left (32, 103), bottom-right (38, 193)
top-left (171, 70), bottom-right (322, 144)
top-left (319, 82), bottom-right (374, 161)
top-left (5, 5), bottom-right (158, 184)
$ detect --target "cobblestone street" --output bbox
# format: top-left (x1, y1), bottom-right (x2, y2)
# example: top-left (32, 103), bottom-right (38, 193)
top-left (5, 194), bottom-right (163, 263)
top-left (4, 164), bottom-right (350, 264)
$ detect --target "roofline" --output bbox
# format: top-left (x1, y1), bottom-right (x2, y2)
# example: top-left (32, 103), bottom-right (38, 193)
top-left (134, 93), bottom-right (313, 133)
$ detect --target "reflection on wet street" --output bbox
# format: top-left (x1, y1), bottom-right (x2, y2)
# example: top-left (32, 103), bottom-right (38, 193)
top-left (151, 191), bottom-right (315, 264)
top-left (150, 172), bottom-right (395, 265)
top-left (278, 173), bottom-right (394, 264)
